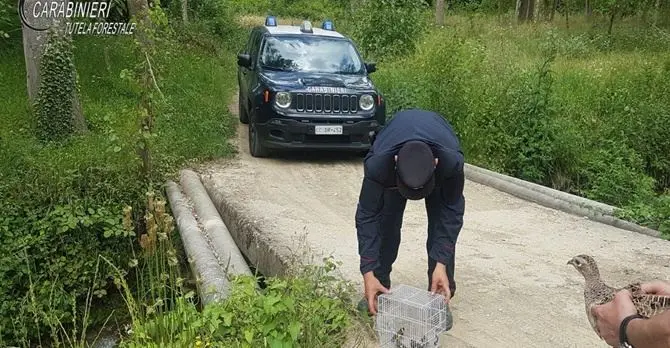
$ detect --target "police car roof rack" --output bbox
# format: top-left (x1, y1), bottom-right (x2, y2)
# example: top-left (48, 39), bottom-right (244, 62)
top-left (265, 15), bottom-right (277, 26)
top-left (321, 19), bottom-right (334, 31)
top-left (300, 20), bottom-right (313, 33)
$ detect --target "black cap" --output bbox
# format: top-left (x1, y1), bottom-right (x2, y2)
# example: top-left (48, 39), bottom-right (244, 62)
top-left (395, 140), bottom-right (436, 200)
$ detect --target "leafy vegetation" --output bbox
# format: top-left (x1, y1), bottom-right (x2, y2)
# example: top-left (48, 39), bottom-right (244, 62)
top-left (1, 0), bottom-right (669, 346)
top-left (0, 0), bottom-right (240, 344)
top-left (114, 203), bottom-right (361, 348)
top-left (348, 0), bottom-right (430, 60)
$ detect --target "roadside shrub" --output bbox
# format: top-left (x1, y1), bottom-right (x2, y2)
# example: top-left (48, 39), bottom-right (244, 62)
top-left (187, 0), bottom-right (239, 41)
top-left (0, 201), bottom-right (134, 345)
top-left (576, 140), bottom-right (657, 207)
top-left (617, 193), bottom-right (670, 237)
top-left (117, 251), bottom-right (361, 347)
top-left (231, 0), bottom-right (346, 21)
top-left (372, 63), bottom-right (431, 116)
top-left (197, 259), bottom-right (357, 347)
top-left (594, 62), bottom-right (670, 192)
top-left (349, 0), bottom-right (429, 60)
top-left (0, 139), bottom-right (145, 344)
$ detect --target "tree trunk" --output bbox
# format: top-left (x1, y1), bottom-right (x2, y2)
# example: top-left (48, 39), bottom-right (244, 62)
top-left (585, 0), bottom-right (592, 18)
top-left (21, 0), bottom-right (87, 132)
top-left (128, 0), bottom-right (149, 19)
top-left (527, 0), bottom-right (535, 20)
top-left (436, 0), bottom-right (445, 26)
top-left (21, 0), bottom-right (48, 102)
top-left (517, 0), bottom-right (535, 22)
top-left (181, 0), bottom-right (188, 23)
top-left (550, 0), bottom-right (558, 21)
top-left (534, 0), bottom-right (550, 21)
top-left (608, 10), bottom-right (615, 35)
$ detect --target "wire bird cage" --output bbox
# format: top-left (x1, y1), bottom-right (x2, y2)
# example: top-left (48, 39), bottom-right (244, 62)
top-left (375, 284), bottom-right (450, 348)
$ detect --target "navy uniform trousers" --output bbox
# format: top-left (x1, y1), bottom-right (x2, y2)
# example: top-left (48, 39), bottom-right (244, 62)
top-left (372, 184), bottom-right (460, 297)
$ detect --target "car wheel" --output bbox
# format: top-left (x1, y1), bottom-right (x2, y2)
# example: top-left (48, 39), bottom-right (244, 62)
top-left (239, 93), bottom-right (249, 124)
top-left (248, 118), bottom-right (269, 158)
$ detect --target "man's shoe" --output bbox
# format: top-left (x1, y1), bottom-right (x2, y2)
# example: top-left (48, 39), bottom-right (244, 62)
top-left (357, 297), bottom-right (371, 315)
top-left (444, 304), bottom-right (453, 331)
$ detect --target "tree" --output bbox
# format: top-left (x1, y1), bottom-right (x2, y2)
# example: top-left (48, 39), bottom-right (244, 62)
top-left (436, 0), bottom-right (445, 25)
top-left (549, 0), bottom-right (559, 21)
top-left (21, 0), bottom-right (86, 136)
top-left (128, 0), bottom-right (149, 18)
top-left (595, 0), bottom-right (639, 35)
top-left (517, 0), bottom-right (536, 21)
top-left (182, 0), bottom-right (188, 23)
top-left (585, 0), bottom-right (593, 18)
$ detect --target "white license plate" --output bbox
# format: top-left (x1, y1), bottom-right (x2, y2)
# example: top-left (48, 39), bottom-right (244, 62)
top-left (314, 125), bottom-right (343, 135)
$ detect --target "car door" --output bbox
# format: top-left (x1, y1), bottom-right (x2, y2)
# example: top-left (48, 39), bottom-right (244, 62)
top-left (239, 29), bottom-right (258, 111)
top-left (247, 32), bottom-right (264, 114)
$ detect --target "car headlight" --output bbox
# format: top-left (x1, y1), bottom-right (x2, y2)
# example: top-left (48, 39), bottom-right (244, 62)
top-left (275, 92), bottom-right (291, 108)
top-left (359, 94), bottom-right (374, 111)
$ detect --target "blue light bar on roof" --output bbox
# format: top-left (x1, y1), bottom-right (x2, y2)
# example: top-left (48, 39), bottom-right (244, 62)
top-left (321, 20), bottom-right (334, 31)
top-left (300, 20), bottom-right (313, 33)
top-left (265, 16), bottom-right (277, 26)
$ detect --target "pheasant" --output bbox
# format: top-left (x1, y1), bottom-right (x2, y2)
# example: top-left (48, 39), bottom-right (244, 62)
top-left (567, 254), bottom-right (670, 342)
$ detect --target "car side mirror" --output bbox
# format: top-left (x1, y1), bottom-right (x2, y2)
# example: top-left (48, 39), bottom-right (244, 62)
top-left (365, 62), bottom-right (377, 74)
top-left (237, 53), bottom-right (251, 68)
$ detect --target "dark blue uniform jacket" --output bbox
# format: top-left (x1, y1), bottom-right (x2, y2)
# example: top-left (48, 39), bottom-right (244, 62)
top-left (355, 109), bottom-right (465, 275)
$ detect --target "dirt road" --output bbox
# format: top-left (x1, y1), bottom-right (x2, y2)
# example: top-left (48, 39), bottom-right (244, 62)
top-left (198, 96), bottom-right (670, 347)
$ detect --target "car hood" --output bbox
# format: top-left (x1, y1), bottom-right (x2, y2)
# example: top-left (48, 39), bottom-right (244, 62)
top-left (260, 71), bottom-right (375, 92)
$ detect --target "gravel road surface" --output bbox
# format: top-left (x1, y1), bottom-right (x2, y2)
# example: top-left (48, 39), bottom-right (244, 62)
top-left (197, 95), bottom-right (670, 347)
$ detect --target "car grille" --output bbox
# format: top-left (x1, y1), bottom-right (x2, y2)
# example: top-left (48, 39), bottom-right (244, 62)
top-left (294, 93), bottom-right (359, 114)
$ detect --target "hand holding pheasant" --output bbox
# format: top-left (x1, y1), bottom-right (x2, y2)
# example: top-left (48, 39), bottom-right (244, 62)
top-left (567, 254), bottom-right (670, 347)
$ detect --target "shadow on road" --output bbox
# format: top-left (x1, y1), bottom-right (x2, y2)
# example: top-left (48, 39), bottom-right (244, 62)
top-left (237, 123), bottom-right (368, 165)
top-left (266, 149), bottom-right (367, 164)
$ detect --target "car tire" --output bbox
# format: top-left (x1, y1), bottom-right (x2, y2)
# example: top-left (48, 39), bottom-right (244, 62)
top-left (248, 117), bottom-right (269, 158)
top-left (239, 93), bottom-right (249, 124)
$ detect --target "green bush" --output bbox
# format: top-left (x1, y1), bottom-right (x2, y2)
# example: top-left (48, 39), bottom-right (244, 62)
top-left (117, 248), bottom-right (361, 347)
top-left (576, 140), bottom-right (657, 207)
top-left (188, 0), bottom-right (239, 39)
top-left (617, 193), bottom-right (670, 236)
top-left (349, 0), bottom-right (429, 60)
top-left (231, 0), bottom-right (346, 21)
top-left (190, 259), bottom-right (357, 348)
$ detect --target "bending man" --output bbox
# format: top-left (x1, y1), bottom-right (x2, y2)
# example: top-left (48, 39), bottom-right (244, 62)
top-left (354, 108), bottom-right (465, 326)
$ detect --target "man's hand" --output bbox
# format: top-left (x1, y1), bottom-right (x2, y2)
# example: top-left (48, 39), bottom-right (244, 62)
top-left (641, 280), bottom-right (670, 296)
top-left (363, 271), bottom-right (389, 315)
top-left (591, 290), bottom-right (639, 346)
top-left (430, 262), bottom-right (451, 303)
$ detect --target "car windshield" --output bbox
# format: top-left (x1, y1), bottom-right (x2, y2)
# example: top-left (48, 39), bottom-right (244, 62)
top-left (259, 35), bottom-right (365, 74)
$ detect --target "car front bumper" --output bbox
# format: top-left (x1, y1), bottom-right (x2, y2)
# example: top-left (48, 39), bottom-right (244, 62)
top-left (255, 117), bottom-right (381, 151)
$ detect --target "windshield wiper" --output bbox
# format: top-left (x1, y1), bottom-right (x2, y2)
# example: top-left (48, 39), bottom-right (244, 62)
top-left (261, 65), bottom-right (291, 72)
